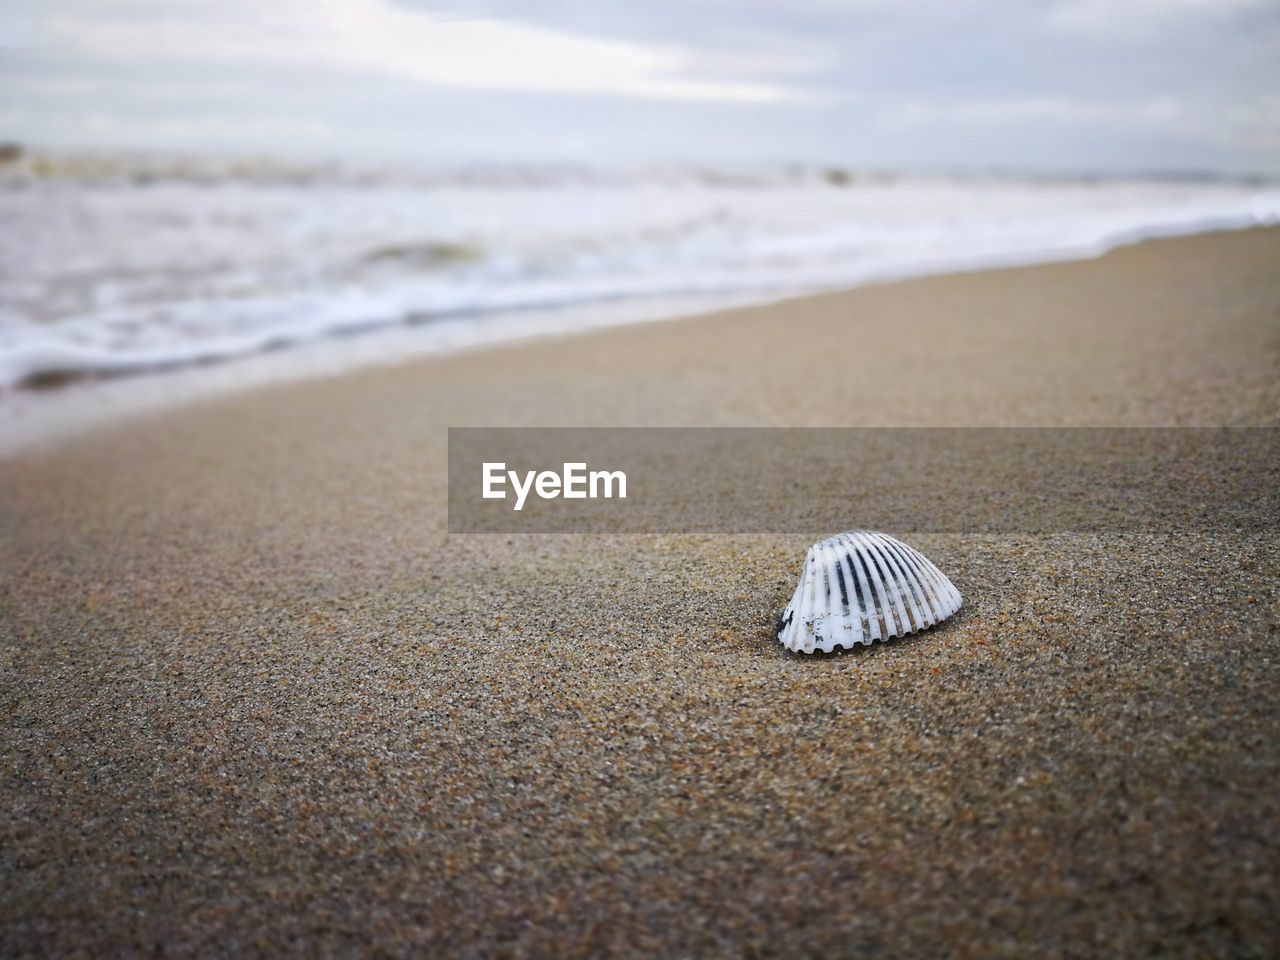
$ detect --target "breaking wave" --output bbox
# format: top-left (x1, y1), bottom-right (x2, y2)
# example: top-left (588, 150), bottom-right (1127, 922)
top-left (1, 153), bottom-right (1276, 390)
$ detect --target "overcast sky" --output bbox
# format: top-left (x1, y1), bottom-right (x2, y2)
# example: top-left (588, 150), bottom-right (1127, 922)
top-left (2, 0), bottom-right (1278, 173)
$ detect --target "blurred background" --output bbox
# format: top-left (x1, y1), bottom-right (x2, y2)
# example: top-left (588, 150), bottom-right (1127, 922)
top-left (1, 0), bottom-right (1278, 407)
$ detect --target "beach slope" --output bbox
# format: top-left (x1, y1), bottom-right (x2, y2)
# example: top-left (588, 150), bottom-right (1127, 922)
top-left (1, 228), bottom-right (1278, 957)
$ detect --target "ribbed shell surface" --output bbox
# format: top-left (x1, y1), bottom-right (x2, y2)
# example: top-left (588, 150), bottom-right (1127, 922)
top-left (776, 531), bottom-right (962, 654)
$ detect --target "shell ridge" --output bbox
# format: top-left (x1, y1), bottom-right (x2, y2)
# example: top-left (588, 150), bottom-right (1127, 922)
top-left (870, 533), bottom-right (928, 632)
top-left (833, 542), bottom-right (867, 648)
top-left (819, 539), bottom-right (846, 652)
top-left (788, 546), bottom-right (816, 653)
top-left (908, 543), bottom-right (962, 615)
top-left (897, 541), bottom-right (952, 618)
top-left (804, 544), bottom-right (823, 654)
top-left (855, 532), bottom-right (901, 634)
top-left (778, 545), bottom-right (811, 651)
top-left (850, 531), bottom-right (898, 638)
top-left (779, 568), bottom-right (806, 651)
top-left (814, 540), bottom-right (837, 652)
top-left (921, 547), bottom-right (962, 616)
top-left (867, 532), bottom-right (919, 634)
top-left (879, 538), bottom-right (938, 627)
top-left (844, 532), bottom-right (883, 641)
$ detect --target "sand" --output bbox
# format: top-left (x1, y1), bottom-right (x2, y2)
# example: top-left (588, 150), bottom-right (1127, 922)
top-left (1, 228), bottom-right (1278, 957)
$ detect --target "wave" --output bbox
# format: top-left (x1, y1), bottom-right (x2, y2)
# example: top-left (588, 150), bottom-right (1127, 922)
top-left (1, 169), bottom-right (1277, 391)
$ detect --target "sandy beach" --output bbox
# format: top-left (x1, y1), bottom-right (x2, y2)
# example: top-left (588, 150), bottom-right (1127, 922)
top-left (2, 228), bottom-right (1278, 956)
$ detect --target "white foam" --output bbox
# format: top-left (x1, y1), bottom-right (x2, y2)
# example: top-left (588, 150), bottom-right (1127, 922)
top-left (0, 164), bottom-right (1276, 435)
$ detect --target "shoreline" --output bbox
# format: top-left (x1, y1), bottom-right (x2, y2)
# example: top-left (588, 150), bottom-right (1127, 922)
top-left (3, 222), bottom-right (1278, 460)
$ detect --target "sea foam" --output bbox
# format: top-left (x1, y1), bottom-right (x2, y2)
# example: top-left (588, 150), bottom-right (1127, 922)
top-left (1, 157), bottom-right (1276, 390)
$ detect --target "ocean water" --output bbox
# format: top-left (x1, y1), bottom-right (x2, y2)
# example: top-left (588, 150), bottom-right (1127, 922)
top-left (1, 154), bottom-right (1277, 392)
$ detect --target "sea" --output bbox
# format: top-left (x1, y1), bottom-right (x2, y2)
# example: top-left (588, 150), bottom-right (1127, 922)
top-left (1, 150), bottom-right (1276, 446)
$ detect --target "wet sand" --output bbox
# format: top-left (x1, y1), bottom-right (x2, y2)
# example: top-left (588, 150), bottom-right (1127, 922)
top-left (2, 228), bottom-right (1278, 957)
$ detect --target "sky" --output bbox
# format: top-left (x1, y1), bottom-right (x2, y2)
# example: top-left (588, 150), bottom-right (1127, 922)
top-left (2, 0), bottom-right (1278, 174)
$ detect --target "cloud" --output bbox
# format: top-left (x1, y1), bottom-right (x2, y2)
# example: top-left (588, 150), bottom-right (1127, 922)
top-left (1049, 0), bottom-right (1269, 32)
top-left (38, 0), bottom-right (805, 104)
top-left (5, 0), bottom-right (1278, 172)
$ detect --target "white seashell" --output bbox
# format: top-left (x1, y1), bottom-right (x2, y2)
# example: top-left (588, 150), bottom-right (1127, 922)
top-left (776, 531), bottom-right (962, 654)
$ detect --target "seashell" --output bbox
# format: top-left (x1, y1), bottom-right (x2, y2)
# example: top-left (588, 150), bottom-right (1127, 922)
top-left (776, 531), bottom-right (962, 654)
